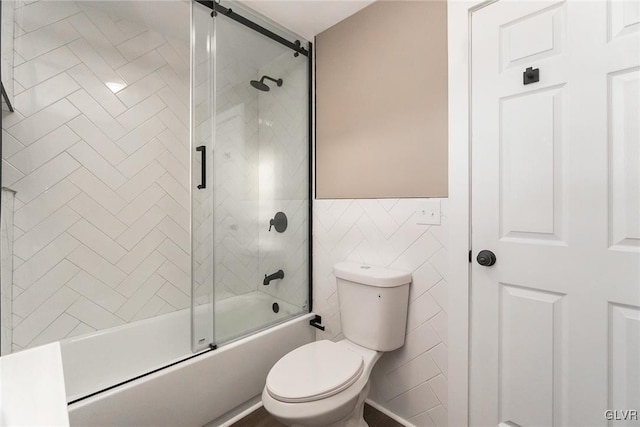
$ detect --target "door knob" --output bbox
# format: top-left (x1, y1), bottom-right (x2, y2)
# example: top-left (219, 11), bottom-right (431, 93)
top-left (476, 250), bottom-right (496, 266)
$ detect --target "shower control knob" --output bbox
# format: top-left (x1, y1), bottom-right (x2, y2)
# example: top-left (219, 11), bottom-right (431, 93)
top-left (269, 212), bottom-right (288, 233)
top-left (476, 250), bottom-right (496, 267)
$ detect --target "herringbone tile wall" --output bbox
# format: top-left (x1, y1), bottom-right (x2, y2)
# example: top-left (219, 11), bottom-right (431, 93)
top-left (1, 0), bottom-right (15, 103)
top-left (191, 10), bottom-right (263, 308)
top-left (257, 51), bottom-right (309, 310)
top-left (313, 198), bottom-right (448, 427)
top-left (1, 189), bottom-right (15, 355)
top-left (2, 0), bottom-right (191, 352)
top-left (211, 78), bottom-right (259, 302)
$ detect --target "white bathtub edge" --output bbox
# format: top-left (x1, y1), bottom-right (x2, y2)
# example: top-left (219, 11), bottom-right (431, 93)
top-left (206, 395), bottom-right (263, 427)
top-left (68, 312), bottom-right (316, 427)
top-left (218, 312), bottom-right (314, 351)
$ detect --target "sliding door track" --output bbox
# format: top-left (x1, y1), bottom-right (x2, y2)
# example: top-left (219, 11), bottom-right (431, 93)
top-left (193, 0), bottom-right (309, 57)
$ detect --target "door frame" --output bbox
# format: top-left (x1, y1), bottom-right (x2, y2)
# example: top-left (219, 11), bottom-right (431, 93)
top-left (447, 1), bottom-right (498, 426)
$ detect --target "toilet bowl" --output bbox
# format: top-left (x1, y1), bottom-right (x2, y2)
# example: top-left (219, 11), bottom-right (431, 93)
top-left (262, 339), bottom-right (382, 426)
top-left (262, 262), bottom-right (412, 427)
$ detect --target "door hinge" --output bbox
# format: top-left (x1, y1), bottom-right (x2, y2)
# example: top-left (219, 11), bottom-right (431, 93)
top-left (469, 250), bottom-right (472, 263)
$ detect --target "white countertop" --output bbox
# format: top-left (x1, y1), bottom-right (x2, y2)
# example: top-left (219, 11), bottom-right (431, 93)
top-left (0, 342), bottom-right (69, 426)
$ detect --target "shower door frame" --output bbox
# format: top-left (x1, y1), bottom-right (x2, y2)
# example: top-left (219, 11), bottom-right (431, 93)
top-left (0, 0), bottom-right (10, 356)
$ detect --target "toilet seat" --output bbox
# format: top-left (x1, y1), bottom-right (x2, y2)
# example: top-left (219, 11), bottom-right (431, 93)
top-left (266, 340), bottom-right (364, 403)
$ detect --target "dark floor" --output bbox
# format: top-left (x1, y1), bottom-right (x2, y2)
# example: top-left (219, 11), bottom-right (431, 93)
top-left (231, 404), bottom-right (403, 427)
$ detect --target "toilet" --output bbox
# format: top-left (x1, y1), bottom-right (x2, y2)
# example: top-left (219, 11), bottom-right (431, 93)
top-left (262, 262), bottom-right (411, 427)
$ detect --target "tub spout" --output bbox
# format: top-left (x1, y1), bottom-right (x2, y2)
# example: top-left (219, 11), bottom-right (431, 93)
top-left (263, 270), bottom-right (284, 286)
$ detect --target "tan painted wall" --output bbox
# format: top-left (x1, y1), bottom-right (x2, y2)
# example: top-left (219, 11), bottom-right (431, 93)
top-left (316, 0), bottom-right (448, 199)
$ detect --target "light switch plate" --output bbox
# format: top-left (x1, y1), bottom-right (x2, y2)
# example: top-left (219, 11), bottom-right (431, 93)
top-left (415, 199), bottom-right (441, 225)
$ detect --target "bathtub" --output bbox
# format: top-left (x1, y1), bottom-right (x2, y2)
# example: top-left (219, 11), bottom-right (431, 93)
top-left (64, 292), bottom-right (314, 426)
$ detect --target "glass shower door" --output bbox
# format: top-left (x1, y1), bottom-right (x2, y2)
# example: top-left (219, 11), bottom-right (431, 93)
top-left (211, 8), bottom-right (263, 343)
top-left (191, 0), bottom-right (310, 350)
top-left (191, 1), bottom-right (215, 351)
top-left (212, 1), bottom-right (310, 344)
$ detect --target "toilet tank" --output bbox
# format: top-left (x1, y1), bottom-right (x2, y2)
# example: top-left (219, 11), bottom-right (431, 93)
top-left (334, 262), bottom-right (411, 352)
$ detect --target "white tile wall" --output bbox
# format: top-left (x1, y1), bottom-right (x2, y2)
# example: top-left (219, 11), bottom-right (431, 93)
top-left (191, 20), bottom-right (262, 306)
top-left (1, 0), bottom-right (16, 105)
top-left (2, 0), bottom-right (190, 351)
top-left (192, 26), bottom-right (309, 309)
top-left (213, 99), bottom-right (259, 300)
top-left (4, 0), bottom-right (311, 353)
top-left (257, 51), bottom-right (310, 309)
top-left (1, 189), bottom-right (16, 355)
top-left (313, 198), bottom-right (449, 427)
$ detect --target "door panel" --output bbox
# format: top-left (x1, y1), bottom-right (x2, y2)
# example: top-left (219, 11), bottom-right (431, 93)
top-left (500, 2), bottom-right (565, 71)
top-left (500, 284), bottom-right (565, 427)
top-left (608, 0), bottom-right (640, 41)
top-left (471, 1), bottom-right (640, 426)
top-left (500, 85), bottom-right (564, 241)
top-left (609, 67), bottom-right (639, 250)
top-left (609, 303), bottom-right (640, 417)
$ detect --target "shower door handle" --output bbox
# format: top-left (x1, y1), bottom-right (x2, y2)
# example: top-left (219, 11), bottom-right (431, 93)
top-left (196, 145), bottom-right (206, 189)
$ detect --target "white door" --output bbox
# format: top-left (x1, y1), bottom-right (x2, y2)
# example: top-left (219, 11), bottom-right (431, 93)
top-left (471, 1), bottom-right (640, 426)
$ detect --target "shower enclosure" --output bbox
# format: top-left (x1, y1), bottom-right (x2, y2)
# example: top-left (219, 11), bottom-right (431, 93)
top-left (0, 0), bottom-right (310, 403)
top-left (191, 0), bottom-right (311, 350)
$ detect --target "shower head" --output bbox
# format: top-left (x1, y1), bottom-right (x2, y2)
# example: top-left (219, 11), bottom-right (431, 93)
top-left (250, 75), bottom-right (283, 92)
top-left (250, 79), bottom-right (270, 91)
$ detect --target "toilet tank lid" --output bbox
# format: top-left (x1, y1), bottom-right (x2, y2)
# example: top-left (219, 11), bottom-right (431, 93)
top-left (334, 262), bottom-right (411, 288)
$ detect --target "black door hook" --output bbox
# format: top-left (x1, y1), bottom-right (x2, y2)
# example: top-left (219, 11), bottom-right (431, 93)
top-left (523, 67), bottom-right (540, 85)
